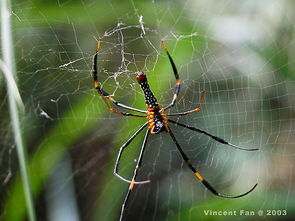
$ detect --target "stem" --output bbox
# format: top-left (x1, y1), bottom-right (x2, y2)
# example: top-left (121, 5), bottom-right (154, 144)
top-left (1, 0), bottom-right (36, 220)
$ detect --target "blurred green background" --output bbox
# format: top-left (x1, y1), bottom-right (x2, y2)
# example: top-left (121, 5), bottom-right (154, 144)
top-left (1, 0), bottom-right (295, 221)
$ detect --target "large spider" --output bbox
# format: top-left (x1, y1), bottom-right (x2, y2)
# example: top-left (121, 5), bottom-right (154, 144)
top-left (93, 40), bottom-right (258, 221)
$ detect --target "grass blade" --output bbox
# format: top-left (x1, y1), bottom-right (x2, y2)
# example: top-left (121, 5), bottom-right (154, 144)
top-left (1, 0), bottom-right (36, 220)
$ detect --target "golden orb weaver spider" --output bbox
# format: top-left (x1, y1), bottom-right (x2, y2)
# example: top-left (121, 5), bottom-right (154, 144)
top-left (92, 40), bottom-right (258, 221)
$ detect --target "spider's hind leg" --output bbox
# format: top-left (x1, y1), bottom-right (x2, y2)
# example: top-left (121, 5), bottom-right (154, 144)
top-left (119, 129), bottom-right (150, 221)
top-left (168, 119), bottom-right (259, 151)
top-left (114, 122), bottom-right (150, 184)
top-left (166, 125), bottom-right (258, 198)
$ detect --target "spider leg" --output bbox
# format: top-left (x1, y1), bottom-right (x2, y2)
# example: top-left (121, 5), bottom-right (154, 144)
top-left (166, 126), bottom-right (258, 198)
top-left (114, 122), bottom-right (150, 184)
top-left (168, 119), bottom-right (259, 151)
top-left (93, 40), bottom-right (147, 115)
top-left (119, 129), bottom-right (150, 221)
top-left (167, 91), bottom-right (206, 117)
top-left (95, 85), bottom-right (146, 118)
top-left (161, 41), bottom-right (181, 111)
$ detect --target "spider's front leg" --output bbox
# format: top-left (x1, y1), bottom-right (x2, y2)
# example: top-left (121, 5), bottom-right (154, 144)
top-left (93, 40), bottom-right (147, 117)
top-left (161, 40), bottom-right (206, 116)
top-left (161, 41), bottom-right (181, 111)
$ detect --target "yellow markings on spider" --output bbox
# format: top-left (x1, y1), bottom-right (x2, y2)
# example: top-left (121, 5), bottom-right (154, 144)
top-left (129, 179), bottom-right (135, 190)
top-left (110, 108), bottom-right (117, 113)
top-left (162, 115), bottom-right (168, 124)
top-left (161, 40), bottom-right (168, 52)
top-left (94, 80), bottom-right (99, 88)
top-left (148, 121), bottom-right (155, 126)
top-left (96, 40), bottom-right (101, 52)
top-left (194, 172), bottom-right (204, 181)
top-left (148, 123), bottom-right (156, 133)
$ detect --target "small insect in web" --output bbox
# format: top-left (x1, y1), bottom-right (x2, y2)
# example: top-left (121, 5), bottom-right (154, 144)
top-left (92, 40), bottom-right (258, 221)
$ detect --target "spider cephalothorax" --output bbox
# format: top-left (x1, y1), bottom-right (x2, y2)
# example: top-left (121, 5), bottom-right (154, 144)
top-left (92, 40), bottom-right (259, 221)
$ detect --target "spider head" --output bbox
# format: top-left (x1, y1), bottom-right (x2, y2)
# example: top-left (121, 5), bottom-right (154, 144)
top-left (136, 72), bottom-right (147, 83)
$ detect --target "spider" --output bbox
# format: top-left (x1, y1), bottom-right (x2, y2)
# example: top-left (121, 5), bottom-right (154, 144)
top-left (92, 40), bottom-right (258, 221)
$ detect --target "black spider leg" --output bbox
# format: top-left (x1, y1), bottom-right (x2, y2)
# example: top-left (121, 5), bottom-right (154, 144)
top-left (168, 119), bottom-right (259, 151)
top-left (161, 41), bottom-right (181, 111)
top-left (114, 122), bottom-right (150, 184)
top-left (119, 129), bottom-right (150, 221)
top-left (166, 126), bottom-right (258, 198)
top-left (93, 40), bottom-right (147, 116)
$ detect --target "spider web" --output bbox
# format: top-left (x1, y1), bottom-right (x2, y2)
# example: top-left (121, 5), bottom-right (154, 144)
top-left (1, 0), bottom-right (295, 221)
